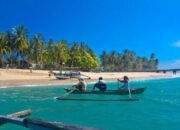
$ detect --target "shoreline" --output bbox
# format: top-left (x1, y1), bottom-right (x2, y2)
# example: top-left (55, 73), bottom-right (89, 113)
top-left (0, 69), bottom-right (173, 88)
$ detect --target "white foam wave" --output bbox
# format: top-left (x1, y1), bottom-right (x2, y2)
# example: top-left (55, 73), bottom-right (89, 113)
top-left (0, 86), bottom-right (8, 89)
top-left (171, 74), bottom-right (180, 78)
top-left (53, 97), bottom-right (58, 100)
top-left (22, 84), bottom-right (42, 87)
top-left (35, 98), bottom-right (50, 101)
top-left (131, 75), bottom-right (180, 82)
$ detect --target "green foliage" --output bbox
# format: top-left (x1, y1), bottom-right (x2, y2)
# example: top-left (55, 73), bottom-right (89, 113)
top-left (67, 42), bottom-right (99, 70)
top-left (100, 50), bottom-right (158, 72)
top-left (0, 25), bottom-right (158, 71)
top-left (0, 32), bottom-right (8, 67)
top-left (13, 25), bottom-right (29, 67)
top-left (29, 33), bottom-right (44, 64)
top-left (54, 40), bottom-right (69, 66)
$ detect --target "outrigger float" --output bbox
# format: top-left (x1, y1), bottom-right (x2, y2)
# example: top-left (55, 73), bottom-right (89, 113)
top-left (64, 87), bottom-right (146, 95)
top-left (56, 97), bottom-right (139, 101)
top-left (0, 109), bottom-right (100, 130)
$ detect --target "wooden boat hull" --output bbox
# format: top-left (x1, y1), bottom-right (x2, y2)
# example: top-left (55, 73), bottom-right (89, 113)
top-left (64, 87), bottom-right (146, 95)
top-left (56, 76), bottom-right (70, 80)
top-left (55, 72), bottom-right (81, 80)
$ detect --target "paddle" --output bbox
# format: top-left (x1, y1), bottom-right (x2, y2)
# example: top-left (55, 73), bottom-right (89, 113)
top-left (127, 79), bottom-right (132, 99)
top-left (117, 78), bottom-right (132, 99)
top-left (117, 80), bottom-right (120, 88)
top-left (56, 88), bottom-right (76, 100)
top-left (128, 85), bottom-right (132, 99)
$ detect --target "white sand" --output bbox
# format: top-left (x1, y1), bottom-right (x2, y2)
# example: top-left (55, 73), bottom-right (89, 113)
top-left (0, 69), bottom-right (171, 87)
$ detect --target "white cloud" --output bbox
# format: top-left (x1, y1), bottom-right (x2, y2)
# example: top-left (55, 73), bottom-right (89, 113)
top-left (159, 60), bottom-right (180, 69)
top-left (172, 41), bottom-right (180, 47)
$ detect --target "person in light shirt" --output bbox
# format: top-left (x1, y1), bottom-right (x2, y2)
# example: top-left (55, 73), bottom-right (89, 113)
top-left (117, 76), bottom-right (129, 89)
top-left (73, 77), bottom-right (87, 91)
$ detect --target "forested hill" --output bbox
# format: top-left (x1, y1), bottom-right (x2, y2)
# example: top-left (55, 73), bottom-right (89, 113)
top-left (0, 25), bottom-right (158, 71)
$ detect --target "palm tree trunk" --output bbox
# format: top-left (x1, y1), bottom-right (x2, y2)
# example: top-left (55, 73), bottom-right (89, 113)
top-left (0, 56), bottom-right (3, 68)
top-left (10, 51), bottom-right (13, 67)
top-left (18, 52), bottom-right (21, 67)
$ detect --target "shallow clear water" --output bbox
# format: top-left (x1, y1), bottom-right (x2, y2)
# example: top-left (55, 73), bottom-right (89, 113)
top-left (0, 78), bottom-right (180, 130)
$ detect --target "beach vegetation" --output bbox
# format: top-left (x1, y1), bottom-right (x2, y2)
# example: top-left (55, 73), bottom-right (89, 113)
top-left (0, 25), bottom-right (158, 71)
top-left (100, 50), bottom-right (158, 72)
top-left (0, 32), bottom-right (9, 67)
top-left (13, 25), bottom-right (29, 67)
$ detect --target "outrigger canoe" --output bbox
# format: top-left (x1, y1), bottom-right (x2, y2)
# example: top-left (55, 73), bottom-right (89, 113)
top-left (0, 110), bottom-right (99, 130)
top-left (64, 87), bottom-right (146, 95)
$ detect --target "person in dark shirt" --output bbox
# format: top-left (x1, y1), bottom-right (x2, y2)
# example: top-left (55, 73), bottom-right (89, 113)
top-left (93, 77), bottom-right (107, 91)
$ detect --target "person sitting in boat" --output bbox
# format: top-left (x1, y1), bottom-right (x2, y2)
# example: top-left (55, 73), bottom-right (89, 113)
top-left (93, 77), bottom-right (107, 91)
top-left (117, 76), bottom-right (129, 89)
top-left (73, 77), bottom-right (87, 91)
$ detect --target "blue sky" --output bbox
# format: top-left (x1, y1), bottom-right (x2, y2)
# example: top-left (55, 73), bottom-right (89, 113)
top-left (0, 0), bottom-right (180, 69)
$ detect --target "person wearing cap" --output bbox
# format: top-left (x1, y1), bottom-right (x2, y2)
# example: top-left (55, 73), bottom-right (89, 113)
top-left (117, 76), bottom-right (129, 89)
top-left (73, 77), bottom-right (87, 91)
top-left (93, 77), bottom-right (107, 91)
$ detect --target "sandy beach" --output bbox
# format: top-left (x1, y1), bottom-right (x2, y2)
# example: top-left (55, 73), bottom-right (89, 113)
top-left (0, 69), bottom-right (171, 87)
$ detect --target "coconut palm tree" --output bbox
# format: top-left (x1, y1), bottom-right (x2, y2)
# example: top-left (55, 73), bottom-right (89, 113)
top-left (68, 42), bottom-right (79, 67)
top-left (135, 56), bottom-right (143, 71)
top-left (30, 34), bottom-right (43, 64)
top-left (0, 32), bottom-right (9, 67)
top-left (4, 31), bottom-right (16, 66)
top-left (149, 53), bottom-right (158, 70)
top-left (54, 40), bottom-right (69, 68)
top-left (37, 43), bottom-right (47, 68)
top-left (142, 57), bottom-right (148, 70)
top-left (100, 51), bottom-right (108, 69)
top-left (121, 50), bottom-right (136, 71)
top-left (13, 25), bottom-right (29, 67)
top-left (46, 39), bottom-right (56, 68)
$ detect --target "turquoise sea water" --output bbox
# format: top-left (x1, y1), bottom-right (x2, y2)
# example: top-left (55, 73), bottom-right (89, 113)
top-left (0, 77), bottom-right (180, 130)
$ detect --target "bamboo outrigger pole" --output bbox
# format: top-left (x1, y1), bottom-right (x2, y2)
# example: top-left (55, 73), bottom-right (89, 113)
top-left (0, 109), bottom-right (32, 126)
top-left (0, 116), bottom-right (100, 130)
